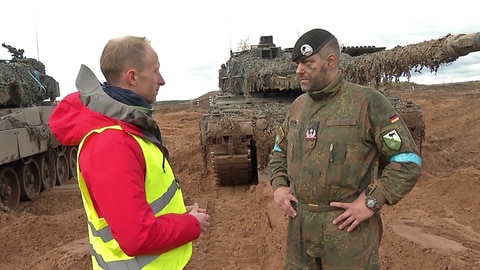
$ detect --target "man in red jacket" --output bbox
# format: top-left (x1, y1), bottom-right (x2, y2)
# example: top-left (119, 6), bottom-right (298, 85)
top-left (49, 36), bottom-right (209, 269)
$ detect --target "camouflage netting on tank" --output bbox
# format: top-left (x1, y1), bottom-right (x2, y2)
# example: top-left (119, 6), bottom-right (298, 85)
top-left (219, 50), bottom-right (298, 96)
top-left (17, 58), bottom-right (46, 74)
top-left (220, 33), bottom-right (473, 95)
top-left (0, 60), bottom-right (57, 107)
top-left (342, 34), bottom-right (459, 88)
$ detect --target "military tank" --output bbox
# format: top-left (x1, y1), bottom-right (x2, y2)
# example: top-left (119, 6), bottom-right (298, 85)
top-left (199, 31), bottom-right (480, 186)
top-left (0, 43), bottom-right (77, 211)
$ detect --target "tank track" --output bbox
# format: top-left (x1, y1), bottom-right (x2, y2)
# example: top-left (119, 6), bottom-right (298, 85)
top-left (211, 145), bottom-right (252, 186)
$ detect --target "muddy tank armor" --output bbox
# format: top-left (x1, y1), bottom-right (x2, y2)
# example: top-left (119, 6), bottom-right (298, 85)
top-left (199, 32), bottom-right (480, 186)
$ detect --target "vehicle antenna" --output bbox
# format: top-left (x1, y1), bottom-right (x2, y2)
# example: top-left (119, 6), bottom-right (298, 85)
top-left (35, 12), bottom-right (40, 60)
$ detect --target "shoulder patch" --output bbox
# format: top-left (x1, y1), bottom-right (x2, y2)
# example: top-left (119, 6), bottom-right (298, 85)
top-left (382, 129), bottom-right (402, 150)
top-left (275, 127), bottom-right (285, 145)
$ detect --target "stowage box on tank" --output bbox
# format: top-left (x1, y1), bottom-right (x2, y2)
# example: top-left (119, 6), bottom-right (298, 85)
top-left (0, 44), bottom-right (77, 211)
top-left (199, 31), bottom-right (480, 186)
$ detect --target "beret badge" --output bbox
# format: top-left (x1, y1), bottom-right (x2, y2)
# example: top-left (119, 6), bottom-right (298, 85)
top-left (300, 44), bottom-right (313, 57)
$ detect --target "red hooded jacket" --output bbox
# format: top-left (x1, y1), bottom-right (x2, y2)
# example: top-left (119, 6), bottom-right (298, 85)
top-left (48, 92), bottom-right (200, 256)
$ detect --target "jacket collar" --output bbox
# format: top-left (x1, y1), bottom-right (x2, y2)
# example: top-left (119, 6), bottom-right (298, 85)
top-left (75, 64), bottom-right (162, 145)
top-left (307, 71), bottom-right (344, 101)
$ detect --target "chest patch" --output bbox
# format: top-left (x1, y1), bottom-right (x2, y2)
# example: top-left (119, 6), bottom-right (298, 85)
top-left (382, 129), bottom-right (402, 150)
top-left (305, 121), bottom-right (319, 141)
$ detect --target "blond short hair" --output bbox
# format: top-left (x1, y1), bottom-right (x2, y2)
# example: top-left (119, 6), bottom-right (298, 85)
top-left (100, 36), bottom-right (150, 84)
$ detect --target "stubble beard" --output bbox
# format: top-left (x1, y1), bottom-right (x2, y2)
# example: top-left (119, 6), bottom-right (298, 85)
top-left (301, 65), bottom-right (329, 93)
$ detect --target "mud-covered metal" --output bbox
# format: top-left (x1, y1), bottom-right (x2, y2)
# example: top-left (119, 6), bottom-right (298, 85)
top-left (200, 32), bottom-right (480, 186)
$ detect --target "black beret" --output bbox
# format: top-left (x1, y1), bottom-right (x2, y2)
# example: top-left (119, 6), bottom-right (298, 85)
top-left (292, 28), bottom-right (334, 62)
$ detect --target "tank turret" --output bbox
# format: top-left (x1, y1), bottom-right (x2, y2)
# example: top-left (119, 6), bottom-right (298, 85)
top-left (0, 43), bottom-right (60, 108)
top-left (200, 32), bottom-right (480, 186)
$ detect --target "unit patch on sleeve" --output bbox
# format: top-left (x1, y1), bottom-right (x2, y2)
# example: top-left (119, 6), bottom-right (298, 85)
top-left (275, 126), bottom-right (285, 145)
top-left (382, 129), bottom-right (402, 150)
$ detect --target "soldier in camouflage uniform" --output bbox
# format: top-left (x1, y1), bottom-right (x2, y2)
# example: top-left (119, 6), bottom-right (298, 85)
top-left (269, 28), bottom-right (422, 270)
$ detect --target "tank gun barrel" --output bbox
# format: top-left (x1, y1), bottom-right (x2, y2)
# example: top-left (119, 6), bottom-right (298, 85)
top-left (342, 31), bottom-right (480, 87)
top-left (443, 32), bottom-right (480, 57)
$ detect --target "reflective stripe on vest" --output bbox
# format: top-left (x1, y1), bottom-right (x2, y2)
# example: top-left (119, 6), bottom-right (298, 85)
top-left (87, 178), bottom-right (179, 243)
top-left (77, 125), bottom-right (192, 270)
top-left (91, 245), bottom-right (157, 270)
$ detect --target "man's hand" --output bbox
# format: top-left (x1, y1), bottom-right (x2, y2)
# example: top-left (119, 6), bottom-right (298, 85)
top-left (329, 192), bottom-right (375, 232)
top-left (186, 204), bottom-right (206, 213)
top-left (273, 186), bottom-right (298, 218)
top-left (187, 203), bottom-right (210, 231)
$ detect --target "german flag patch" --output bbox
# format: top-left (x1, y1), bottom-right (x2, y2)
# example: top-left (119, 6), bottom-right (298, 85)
top-left (389, 114), bottom-right (399, 123)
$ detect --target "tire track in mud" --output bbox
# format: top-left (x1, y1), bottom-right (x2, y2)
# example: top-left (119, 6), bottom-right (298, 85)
top-left (190, 185), bottom-right (262, 270)
top-left (156, 108), bottom-right (283, 269)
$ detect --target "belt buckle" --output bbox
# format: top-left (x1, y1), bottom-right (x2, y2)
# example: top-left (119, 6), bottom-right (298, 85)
top-left (307, 203), bottom-right (318, 212)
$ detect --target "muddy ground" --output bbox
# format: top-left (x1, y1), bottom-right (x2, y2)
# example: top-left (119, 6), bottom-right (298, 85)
top-left (1, 81), bottom-right (480, 270)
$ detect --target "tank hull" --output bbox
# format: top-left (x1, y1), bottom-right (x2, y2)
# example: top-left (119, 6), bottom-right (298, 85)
top-left (0, 106), bottom-right (77, 211)
top-left (199, 92), bottom-right (425, 186)
top-left (200, 95), bottom-right (294, 185)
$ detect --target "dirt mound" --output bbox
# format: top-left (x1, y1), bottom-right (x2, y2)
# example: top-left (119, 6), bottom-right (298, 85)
top-left (1, 81), bottom-right (480, 270)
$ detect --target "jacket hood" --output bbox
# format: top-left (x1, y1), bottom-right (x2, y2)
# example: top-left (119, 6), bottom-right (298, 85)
top-left (48, 92), bottom-right (141, 146)
top-left (48, 64), bottom-right (153, 146)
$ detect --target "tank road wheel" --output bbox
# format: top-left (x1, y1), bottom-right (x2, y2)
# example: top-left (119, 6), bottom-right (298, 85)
top-left (0, 167), bottom-right (21, 210)
top-left (16, 160), bottom-right (42, 201)
top-left (37, 154), bottom-right (56, 191)
top-left (211, 145), bottom-right (252, 186)
top-left (55, 153), bottom-right (69, 185)
top-left (67, 146), bottom-right (78, 181)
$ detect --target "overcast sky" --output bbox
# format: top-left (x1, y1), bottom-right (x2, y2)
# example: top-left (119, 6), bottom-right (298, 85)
top-left (1, 0), bottom-right (479, 101)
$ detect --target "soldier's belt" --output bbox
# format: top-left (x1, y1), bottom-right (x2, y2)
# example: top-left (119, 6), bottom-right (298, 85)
top-left (295, 202), bottom-right (340, 212)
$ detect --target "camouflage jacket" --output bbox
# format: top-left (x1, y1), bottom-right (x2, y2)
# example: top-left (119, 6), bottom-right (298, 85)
top-left (269, 72), bottom-right (421, 208)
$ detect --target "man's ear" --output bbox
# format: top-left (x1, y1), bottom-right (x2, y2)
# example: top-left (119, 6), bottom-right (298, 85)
top-left (327, 53), bottom-right (337, 67)
top-left (125, 69), bottom-right (137, 85)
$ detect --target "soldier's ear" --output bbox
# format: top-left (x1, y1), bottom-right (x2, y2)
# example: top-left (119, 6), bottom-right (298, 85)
top-left (326, 53), bottom-right (336, 67)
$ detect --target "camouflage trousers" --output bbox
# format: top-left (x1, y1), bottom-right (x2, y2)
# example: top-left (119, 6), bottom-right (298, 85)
top-left (284, 207), bottom-right (383, 270)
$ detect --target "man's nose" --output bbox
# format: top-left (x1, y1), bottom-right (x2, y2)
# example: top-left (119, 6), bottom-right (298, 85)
top-left (158, 74), bottom-right (165, 86)
top-left (295, 64), bottom-right (304, 74)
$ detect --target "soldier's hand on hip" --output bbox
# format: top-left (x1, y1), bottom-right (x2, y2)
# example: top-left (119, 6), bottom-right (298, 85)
top-left (273, 187), bottom-right (298, 218)
top-left (330, 193), bottom-right (375, 232)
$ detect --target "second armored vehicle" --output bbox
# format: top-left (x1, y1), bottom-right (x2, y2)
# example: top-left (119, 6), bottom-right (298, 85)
top-left (0, 44), bottom-right (77, 211)
top-left (199, 32), bottom-right (480, 186)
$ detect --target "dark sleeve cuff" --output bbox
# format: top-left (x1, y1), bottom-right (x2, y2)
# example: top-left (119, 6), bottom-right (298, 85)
top-left (270, 176), bottom-right (289, 191)
top-left (370, 188), bottom-right (387, 208)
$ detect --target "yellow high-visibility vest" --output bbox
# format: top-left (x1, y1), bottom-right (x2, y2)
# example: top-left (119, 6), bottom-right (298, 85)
top-left (77, 125), bottom-right (192, 270)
